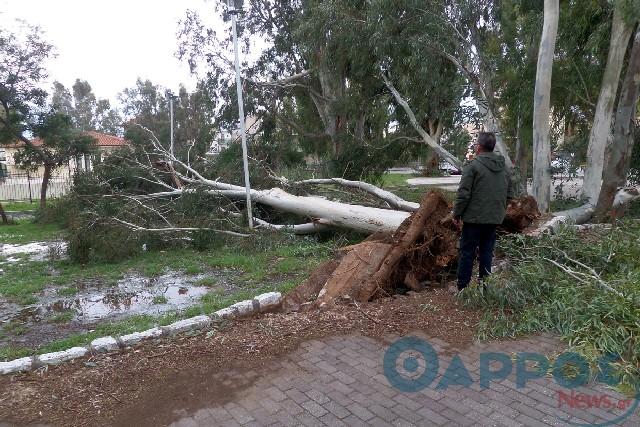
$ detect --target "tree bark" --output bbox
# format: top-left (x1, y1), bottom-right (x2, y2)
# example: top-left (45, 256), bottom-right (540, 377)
top-left (532, 0), bottom-right (559, 213)
top-left (143, 187), bottom-right (412, 234)
top-left (594, 28), bottom-right (640, 221)
top-left (0, 202), bottom-right (8, 225)
top-left (582, 7), bottom-right (634, 204)
top-left (311, 58), bottom-right (346, 157)
top-left (40, 163), bottom-right (52, 209)
top-left (514, 112), bottom-right (528, 195)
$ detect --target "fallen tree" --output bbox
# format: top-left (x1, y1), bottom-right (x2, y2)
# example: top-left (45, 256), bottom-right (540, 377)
top-left (285, 191), bottom-right (539, 309)
top-left (99, 127), bottom-right (637, 241)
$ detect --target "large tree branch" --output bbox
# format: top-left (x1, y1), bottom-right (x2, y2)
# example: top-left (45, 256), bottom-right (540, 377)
top-left (246, 69), bottom-right (313, 89)
top-left (381, 73), bottom-right (463, 170)
top-left (291, 178), bottom-right (419, 212)
top-left (110, 218), bottom-right (250, 238)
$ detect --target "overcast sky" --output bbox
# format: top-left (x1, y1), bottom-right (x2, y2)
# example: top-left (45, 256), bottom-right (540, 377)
top-left (0, 0), bottom-right (224, 106)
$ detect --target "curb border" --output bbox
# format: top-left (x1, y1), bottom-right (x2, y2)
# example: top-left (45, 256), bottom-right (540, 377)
top-left (0, 291), bottom-right (282, 375)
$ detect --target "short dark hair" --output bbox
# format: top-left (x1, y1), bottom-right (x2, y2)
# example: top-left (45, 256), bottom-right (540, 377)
top-left (477, 132), bottom-right (496, 151)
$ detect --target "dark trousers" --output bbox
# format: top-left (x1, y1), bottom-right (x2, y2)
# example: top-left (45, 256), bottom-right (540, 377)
top-left (457, 223), bottom-right (497, 290)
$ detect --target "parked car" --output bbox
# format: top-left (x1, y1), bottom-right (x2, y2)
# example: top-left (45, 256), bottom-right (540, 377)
top-left (439, 162), bottom-right (461, 175)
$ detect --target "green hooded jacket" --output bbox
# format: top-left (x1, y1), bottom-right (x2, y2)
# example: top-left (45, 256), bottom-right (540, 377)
top-left (453, 152), bottom-right (514, 225)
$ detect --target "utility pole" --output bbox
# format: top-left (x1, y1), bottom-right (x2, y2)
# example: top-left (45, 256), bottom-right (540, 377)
top-left (228, 0), bottom-right (254, 229)
top-left (167, 91), bottom-right (176, 159)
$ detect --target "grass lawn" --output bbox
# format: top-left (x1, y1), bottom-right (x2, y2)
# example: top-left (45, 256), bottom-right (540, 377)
top-left (1, 201), bottom-right (38, 212)
top-left (0, 219), bottom-right (64, 244)
top-left (0, 222), bottom-right (346, 360)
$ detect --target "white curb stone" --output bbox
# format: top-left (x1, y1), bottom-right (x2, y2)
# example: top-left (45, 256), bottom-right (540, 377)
top-left (120, 327), bottom-right (163, 346)
top-left (164, 315), bottom-right (211, 334)
top-left (91, 336), bottom-right (119, 352)
top-left (1, 292), bottom-right (284, 375)
top-left (255, 292), bottom-right (282, 312)
top-left (214, 307), bottom-right (237, 319)
top-left (0, 357), bottom-right (32, 374)
top-left (38, 347), bottom-right (88, 366)
top-left (230, 300), bottom-right (254, 316)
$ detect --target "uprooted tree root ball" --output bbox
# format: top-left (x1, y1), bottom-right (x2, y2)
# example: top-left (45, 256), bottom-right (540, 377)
top-left (285, 191), bottom-right (540, 309)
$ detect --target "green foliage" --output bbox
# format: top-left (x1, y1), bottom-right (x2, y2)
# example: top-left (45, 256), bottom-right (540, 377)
top-left (152, 296), bottom-right (168, 305)
top-left (461, 222), bottom-right (640, 390)
top-left (51, 79), bottom-right (122, 134)
top-left (13, 112), bottom-right (97, 171)
top-left (0, 22), bottom-right (53, 144)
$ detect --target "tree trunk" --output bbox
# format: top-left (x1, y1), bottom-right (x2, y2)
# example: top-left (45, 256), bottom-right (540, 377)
top-left (514, 112), bottom-right (528, 195)
top-left (311, 58), bottom-right (346, 157)
top-left (582, 6), bottom-right (634, 204)
top-left (147, 186), bottom-right (413, 234)
top-left (0, 202), bottom-right (8, 225)
top-left (480, 101), bottom-right (514, 169)
top-left (594, 28), bottom-right (640, 221)
top-left (532, 0), bottom-right (559, 213)
top-left (40, 164), bottom-right (52, 209)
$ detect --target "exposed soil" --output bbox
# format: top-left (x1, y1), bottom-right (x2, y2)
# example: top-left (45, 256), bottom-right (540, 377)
top-left (0, 289), bottom-right (480, 427)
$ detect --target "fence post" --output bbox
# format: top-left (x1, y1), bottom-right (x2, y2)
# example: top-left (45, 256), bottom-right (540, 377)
top-left (27, 171), bottom-right (33, 203)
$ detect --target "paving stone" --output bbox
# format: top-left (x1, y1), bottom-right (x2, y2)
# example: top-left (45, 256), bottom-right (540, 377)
top-left (301, 400), bottom-right (328, 417)
top-left (159, 332), bottom-right (640, 427)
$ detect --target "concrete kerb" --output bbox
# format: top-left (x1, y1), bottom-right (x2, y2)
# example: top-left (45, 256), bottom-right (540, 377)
top-left (0, 291), bottom-right (282, 375)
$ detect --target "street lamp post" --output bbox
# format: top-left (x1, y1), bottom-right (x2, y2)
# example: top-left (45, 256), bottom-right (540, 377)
top-left (167, 91), bottom-right (177, 159)
top-left (228, 0), bottom-right (253, 229)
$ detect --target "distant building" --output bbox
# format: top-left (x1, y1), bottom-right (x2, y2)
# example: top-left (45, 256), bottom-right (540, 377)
top-left (206, 115), bottom-right (260, 158)
top-left (0, 131), bottom-right (129, 176)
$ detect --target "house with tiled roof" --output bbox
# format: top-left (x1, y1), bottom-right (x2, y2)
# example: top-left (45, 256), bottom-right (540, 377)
top-left (0, 131), bottom-right (129, 176)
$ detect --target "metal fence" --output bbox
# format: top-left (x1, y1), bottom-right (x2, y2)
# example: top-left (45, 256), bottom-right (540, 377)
top-left (0, 170), bottom-right (73, 202)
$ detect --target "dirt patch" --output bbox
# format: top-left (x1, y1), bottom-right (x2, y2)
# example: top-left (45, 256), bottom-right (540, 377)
top-left (0, 289), bottom-right (480, 427)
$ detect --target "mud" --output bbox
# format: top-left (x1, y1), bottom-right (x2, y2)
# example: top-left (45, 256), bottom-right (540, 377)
top-left (0, 270), bottom-right (240, 350)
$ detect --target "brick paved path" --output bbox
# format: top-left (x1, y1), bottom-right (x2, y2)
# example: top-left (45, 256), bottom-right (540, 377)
top-left (170, 332), bottom-right (639, 427)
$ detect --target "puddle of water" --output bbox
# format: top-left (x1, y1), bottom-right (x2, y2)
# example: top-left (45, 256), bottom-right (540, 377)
top-left (0, 241), bottom-right (68, 262)
top-left (1, 270), bottom-right (236, 325)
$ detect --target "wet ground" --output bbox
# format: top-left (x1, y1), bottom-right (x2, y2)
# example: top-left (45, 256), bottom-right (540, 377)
top-left (0, 269), bottom-right (240, 349)
top-left (0, 241), bottom-right (67, 262)
top-left (0, 239), bottom-right (247, 350)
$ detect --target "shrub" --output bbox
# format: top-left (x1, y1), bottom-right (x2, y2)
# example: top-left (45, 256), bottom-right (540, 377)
top-left (461, 222), bottom-right (640, 391)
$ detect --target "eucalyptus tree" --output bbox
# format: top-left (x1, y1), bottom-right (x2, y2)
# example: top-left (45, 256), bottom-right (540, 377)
top-left (582, 2), bottom-right (635, 204)
top-left (51, 79), bottom-right (123, 134)
top-left (119, 79), bottom-right (217, 164)
top-left (532, 0), bottom-right (559, 213)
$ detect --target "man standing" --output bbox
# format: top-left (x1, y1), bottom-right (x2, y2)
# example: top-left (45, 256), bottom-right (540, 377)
top-left (452, 132), bottom-right (513, 292)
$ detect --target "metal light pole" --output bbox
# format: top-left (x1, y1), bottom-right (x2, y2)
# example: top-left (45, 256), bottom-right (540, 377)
top-left (167, 91), bottom-right (176, 159)
top-left (228, 0), bottom-right (253, 229)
